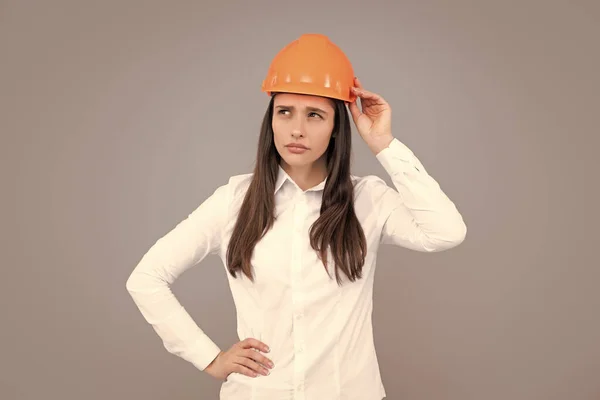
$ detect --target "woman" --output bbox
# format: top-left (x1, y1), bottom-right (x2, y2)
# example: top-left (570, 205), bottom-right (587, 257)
top-left (126, 33), bottom-right (467, 399)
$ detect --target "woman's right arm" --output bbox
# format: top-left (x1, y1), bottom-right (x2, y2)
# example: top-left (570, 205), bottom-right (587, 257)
top-left (125, 181), bottom-right (231, 372)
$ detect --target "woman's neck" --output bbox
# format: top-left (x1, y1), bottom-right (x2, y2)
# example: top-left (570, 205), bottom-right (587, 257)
top-left (281, 160), bottom-right (327, 192)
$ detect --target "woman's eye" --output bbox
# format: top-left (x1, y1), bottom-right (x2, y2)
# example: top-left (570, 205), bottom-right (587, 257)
top-left (277, 110), bottom-right (321, 119)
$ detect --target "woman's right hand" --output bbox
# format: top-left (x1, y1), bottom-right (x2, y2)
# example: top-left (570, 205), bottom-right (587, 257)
top-left (204, 338), bottom-right (275, 381)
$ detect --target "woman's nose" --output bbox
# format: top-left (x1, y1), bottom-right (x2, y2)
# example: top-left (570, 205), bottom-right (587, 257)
top-left (290, 117), bottom-right (305, 137)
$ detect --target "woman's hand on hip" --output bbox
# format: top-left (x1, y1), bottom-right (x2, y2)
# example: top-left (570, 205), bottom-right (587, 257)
top-left (204, 338), bottom-right (274, 381)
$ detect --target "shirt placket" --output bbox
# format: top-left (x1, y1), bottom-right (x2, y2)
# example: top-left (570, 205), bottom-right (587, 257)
top-left (291, 192), bottom-right (307, 399)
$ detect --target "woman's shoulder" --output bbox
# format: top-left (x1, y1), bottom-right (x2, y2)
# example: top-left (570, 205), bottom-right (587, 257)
top-left (352, 173), bottom-right (389, 192)
top-left (220, 172), bottom-right (254, 205)
top-left (226, 172), bottom-right (254, 188)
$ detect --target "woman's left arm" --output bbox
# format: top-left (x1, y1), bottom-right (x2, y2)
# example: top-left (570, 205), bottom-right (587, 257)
top-left (371, 137), bottom-right (467, 251)
top-left (348, 77), bottom-right (467, 252)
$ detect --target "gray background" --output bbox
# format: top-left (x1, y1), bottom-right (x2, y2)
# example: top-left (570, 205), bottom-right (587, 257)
top-left (2, 1), bottom-right (599, 399)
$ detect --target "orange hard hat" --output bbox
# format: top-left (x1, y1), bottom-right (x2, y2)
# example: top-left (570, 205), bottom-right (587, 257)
top-left (261, 33), bottom-right (357, 103)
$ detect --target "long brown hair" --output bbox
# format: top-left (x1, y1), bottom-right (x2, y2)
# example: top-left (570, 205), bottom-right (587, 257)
top-left (226, 94), bottom-right (367, 286)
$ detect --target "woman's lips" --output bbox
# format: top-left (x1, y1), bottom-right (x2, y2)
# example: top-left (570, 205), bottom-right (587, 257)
top-left (286, 146), bottom-right (308, 154)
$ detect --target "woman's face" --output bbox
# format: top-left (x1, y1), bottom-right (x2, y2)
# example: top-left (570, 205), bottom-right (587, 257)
top-left (271, 93), bottom-right (336, 169)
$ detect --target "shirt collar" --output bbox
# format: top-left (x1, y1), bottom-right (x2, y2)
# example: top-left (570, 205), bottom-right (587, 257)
top-left (274, 165), bottom-right (327, 194)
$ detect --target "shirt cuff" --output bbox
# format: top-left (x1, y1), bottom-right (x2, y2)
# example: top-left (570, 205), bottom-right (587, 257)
top-left (188, 337), bottom-right (223, 371)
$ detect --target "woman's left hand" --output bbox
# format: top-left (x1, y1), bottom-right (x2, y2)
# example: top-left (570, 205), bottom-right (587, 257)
top-left (347, 77), bottom-right (394, 154)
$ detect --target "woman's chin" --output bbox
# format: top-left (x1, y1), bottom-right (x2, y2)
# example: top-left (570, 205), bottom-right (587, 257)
top-left (281, 157), bottom-right (313, 168)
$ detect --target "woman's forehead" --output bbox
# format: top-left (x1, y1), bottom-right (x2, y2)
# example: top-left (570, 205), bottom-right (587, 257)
top-left (273, 93), bottom-right (334, 109)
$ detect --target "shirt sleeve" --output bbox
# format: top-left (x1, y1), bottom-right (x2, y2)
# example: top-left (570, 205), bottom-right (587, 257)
top-left (373, 137), bottom-right (467, 252)
top-left (125, 181), bottom-right (231, 371)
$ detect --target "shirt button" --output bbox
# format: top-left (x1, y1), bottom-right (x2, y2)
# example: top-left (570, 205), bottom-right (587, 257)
top-left (295, 313), bottom-right (303, 320)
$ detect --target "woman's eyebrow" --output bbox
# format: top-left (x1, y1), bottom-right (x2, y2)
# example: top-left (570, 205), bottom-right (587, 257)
top-left (275, 105), bottom-right (329, 115)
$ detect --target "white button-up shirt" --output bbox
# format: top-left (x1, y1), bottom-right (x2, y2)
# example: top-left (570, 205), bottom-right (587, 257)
top-left (126, 138), bottom-right (467, 399)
